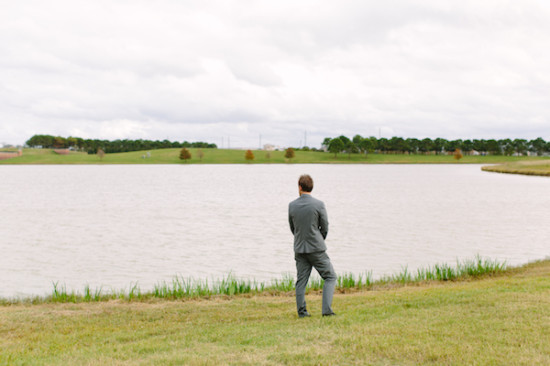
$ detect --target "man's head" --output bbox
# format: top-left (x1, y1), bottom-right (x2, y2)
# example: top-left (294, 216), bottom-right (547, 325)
top-left (298, 174), bottom-right (313, 194)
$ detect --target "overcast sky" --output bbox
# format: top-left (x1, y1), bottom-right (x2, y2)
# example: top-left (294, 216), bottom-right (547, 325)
top-left (1, 1), bottom-right (550, 148)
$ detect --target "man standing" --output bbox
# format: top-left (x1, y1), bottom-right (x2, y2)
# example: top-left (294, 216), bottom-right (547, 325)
top-left (288, 174), bottom-right (337, 318)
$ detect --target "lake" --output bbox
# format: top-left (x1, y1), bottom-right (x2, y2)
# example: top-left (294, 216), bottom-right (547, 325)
top-left (1, 164), bottom-right (548, 298)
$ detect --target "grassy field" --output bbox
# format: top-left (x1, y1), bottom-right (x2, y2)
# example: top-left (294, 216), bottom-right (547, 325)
top-left (1, 260), bottom-right (549, 365)
top-left (1, 147), bottom-right (547, 165)
top-left (482, 160), bottom-right (550, 177)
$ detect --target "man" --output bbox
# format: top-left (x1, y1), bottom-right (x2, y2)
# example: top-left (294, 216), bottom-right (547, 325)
top-left (288, 174), bottom-right (337, 318)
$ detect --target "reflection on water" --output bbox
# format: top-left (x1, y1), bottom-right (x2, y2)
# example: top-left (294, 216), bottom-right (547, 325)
top-left (1, 164), bottom-right (548, 297)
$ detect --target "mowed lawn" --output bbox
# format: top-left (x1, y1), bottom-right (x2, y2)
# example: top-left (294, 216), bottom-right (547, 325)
top-left (1, 260), bottom-right (549, 365)
top-left (1, 148), bottom-right (547, 165)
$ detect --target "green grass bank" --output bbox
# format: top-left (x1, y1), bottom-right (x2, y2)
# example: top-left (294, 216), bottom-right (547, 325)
top-left (1, 259), bottom-right (549, 365)
top-left (1, 147), bottom-right (547, 165)
top-left (482, 160), bottom-right (550, 177)
top-left (2, 256), bottom-right (507, 305)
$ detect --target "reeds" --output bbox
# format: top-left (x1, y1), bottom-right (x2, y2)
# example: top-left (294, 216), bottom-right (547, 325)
top-left (7, 256), bottom-right (508, 304)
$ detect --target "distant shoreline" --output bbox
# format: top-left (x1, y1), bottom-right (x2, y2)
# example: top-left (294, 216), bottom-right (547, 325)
top-left (1, 148), bottom-right (548, 166)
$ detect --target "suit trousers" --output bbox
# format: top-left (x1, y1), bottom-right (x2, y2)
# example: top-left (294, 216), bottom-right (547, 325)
top-left (295, 251), bottom-right (337, 316)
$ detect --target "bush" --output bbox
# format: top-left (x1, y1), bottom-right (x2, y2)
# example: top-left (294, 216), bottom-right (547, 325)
top-left (284, 147), bottom-right (295, 160)
top-left (180, 148), bottom-right (192, 162)
top-left (453, 148), bottom-right (463, 161)
top-left (245, 149), bottom-right (254, 161)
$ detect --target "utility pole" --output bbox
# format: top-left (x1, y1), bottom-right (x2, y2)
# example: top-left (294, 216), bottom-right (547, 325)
top-left (304, 131), bottom-right (307, 147)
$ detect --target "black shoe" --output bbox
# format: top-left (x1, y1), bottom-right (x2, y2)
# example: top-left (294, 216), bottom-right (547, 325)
top-left (298, 312), bottom-right (311, 318)
top-left (322, 312), bottom-right (336, 317)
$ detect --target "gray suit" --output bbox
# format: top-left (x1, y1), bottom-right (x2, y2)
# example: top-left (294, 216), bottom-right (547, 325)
top-left (289, 194), bottom-right (336, 316)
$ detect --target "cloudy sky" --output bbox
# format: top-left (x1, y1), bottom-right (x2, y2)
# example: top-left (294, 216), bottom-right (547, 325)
top-left (1, 0), bottom-right (550, 148)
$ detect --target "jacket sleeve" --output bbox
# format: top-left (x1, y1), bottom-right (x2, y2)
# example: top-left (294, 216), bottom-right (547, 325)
top-left (318, 202), bottom-right (328, 239)
top-left (288, 205), bottom-right (295, 234)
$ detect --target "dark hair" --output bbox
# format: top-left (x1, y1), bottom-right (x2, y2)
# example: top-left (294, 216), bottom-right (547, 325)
top-left (298, 174), bottom-right (314, 192)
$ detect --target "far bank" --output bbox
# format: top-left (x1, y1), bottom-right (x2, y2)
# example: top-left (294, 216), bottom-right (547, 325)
top-left (1, 147), bottom-right (547, 165)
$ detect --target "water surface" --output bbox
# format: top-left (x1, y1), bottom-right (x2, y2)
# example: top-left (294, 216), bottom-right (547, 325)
top-left (1, 164), bottom-right (548, 297)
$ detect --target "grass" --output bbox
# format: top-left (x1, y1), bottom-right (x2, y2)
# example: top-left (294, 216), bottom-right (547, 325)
top-left (3, 256), bottom-right (507, 304)
top-left (0, 259), bottom-right (548, 365)
top-left (0, 147), bottom-right (547, 165)
top-left (482, 159), bottom-right (550, 177)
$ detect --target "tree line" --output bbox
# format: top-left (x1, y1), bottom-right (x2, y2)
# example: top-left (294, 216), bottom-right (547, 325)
top-left (322, 135), bottom-right (550, 157)
top-left (25, 135), bottom-right (217, 154)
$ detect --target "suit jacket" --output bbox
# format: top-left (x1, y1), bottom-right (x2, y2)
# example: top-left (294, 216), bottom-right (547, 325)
top-left (288, 194), bottom-right (329, 253)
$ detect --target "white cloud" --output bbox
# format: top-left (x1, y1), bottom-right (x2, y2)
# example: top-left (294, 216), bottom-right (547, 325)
top-left (1, 0), bottom-right (550, 147)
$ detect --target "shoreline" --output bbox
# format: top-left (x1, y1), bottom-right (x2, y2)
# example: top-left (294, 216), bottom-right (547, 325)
top-left (0, 256), bottom-right (528, 305)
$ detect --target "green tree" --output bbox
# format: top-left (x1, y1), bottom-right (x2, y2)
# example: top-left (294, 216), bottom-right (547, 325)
top-left (179, 147), bottom-right (192, 162)
top-left (367, 136), bottom-right (378, 152)
top-left (461, 140), bottom-right (474, 155)
top-left (337, 135), bottom-right (351, 146)
top-left (433, 138), bottom-right (447, 155)
top-left (389, 137), bottom-right (407, 154)
top-left (512, 139), bottom-right (528, 156)
top-left (529, 137), bottom-right (547, 156)
top-left (486, 139), bottom-right (501, 155)
top-left (352, 134), bottom-right (363, 147)
top-left (345, 141), bottom-right (358, 159)
top-left (75, 137), bottom-right (85, 150)
top-left (406, 138), bottom-right (420, 154)
top-left (328, 138), bottom-right (344, 158)
top-left (419, 138), bottom-right (434, 154)
top-left (472, 139), bottom-right (487, 154)
top-left (359, 138), bottom-right (374, 154)
top-left (499, 139), bottom-right (514, 156)
top-left (26, 134), bottom-right (55, 148)
top-left (322, 137), bottom-right (332, 151)
top-left (53, 136), bottom-right (67, 149)
top-left (66, 137), bottom-right (78, 149)
top-left (445, 140), bottom-right (463, 154)
top-left (378, 138), bottom-right (390, 154)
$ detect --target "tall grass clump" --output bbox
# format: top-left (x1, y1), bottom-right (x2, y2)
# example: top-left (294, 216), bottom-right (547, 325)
top-left (153, 273), bottom-right (264, 299)
top-left (83, 284), bottom-right (103, 302)
top-left (398, 255), bottom-right (507, 283)
top-left (51, 282), bottom-right (77, 303)
top-left (153, 277), bottom-right (212, 299)
top-left (212, 274), bottom-right (257, 296)
top-left (127, 282), bottom-right (142, 300)
top-left (336, 271), bottom-right (373, 289)
top-left (391, 266), bottom-right (413, 284)
top-left (458, 255), bottom-right (507, 277)
top-left (270, 273), bottom-right (295, 292)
